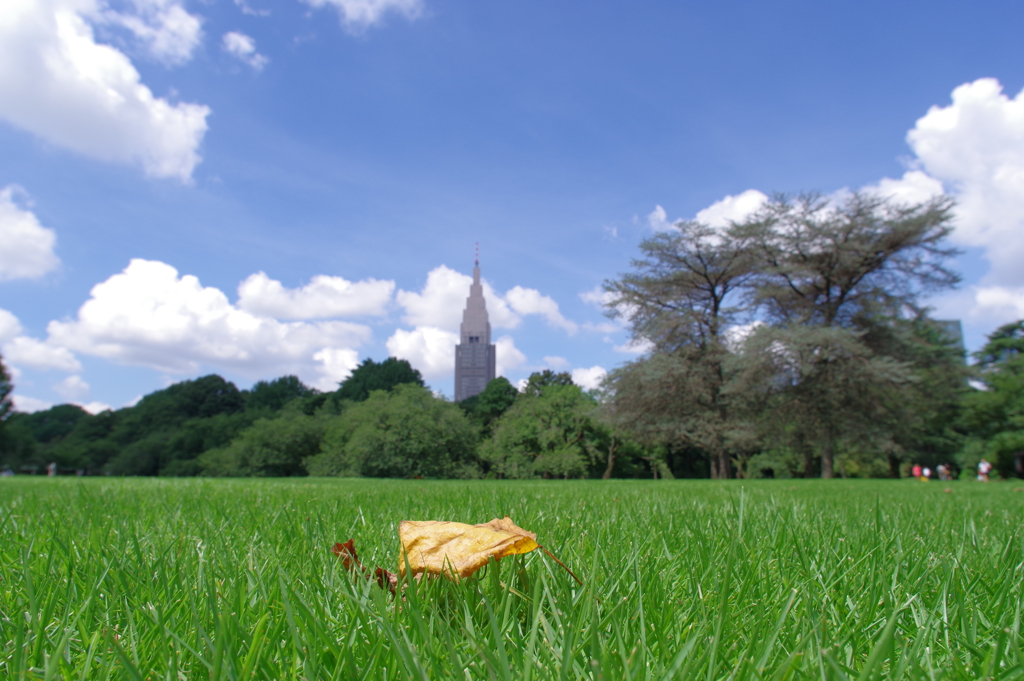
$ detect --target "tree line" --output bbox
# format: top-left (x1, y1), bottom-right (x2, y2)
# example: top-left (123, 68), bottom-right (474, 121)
top-left (0, 358), bottom-right (654, 479)
top-left (1, 192), bottom-right (1022, 479)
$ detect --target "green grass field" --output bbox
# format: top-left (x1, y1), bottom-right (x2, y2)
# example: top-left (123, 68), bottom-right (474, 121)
top-left (1, 478), bottom-right (1022, 680)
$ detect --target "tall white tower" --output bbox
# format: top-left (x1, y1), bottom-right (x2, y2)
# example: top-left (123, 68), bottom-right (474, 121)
top-left (454, 248), bottom-right (496, 402)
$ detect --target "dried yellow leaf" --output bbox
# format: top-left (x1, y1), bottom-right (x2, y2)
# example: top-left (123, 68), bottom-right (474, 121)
top-left (398, 516), bottom-right (540, 579)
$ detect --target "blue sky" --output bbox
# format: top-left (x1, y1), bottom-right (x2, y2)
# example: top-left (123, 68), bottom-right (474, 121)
top-left (2, 0), bottom-right (1024, 413)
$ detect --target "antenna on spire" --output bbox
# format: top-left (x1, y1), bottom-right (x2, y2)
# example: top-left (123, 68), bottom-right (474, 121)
top-left (475, 242), bottom-right (479, 267)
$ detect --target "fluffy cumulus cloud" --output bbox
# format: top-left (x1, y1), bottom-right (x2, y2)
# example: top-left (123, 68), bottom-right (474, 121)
top-left (301, 0), bottom-right (423, 31)
top-left (222, 31), bottom-right (268, 70)
top-left (53, 374), bottom-right (90, 400)
top-left (385, 327), bottom-right (526, 382)
top-left (648, 189), bottom-right (768, 232)
top-left (396, 265), bottom-right (576, 334)
top-left (494, 336), bottom-right (526, 377)
top-left (11, 395), bottom-right (53, 414)
top-left (543, 356), bottom-right (570, 370)
top-left (695, 189), bottom-right (768, 228)
top-left (385, 326), bottom-right (457, 380)
top-left (505, 286), bottom-right (578, 334)
top-left (237, 272), bottom-right (394, 319)
top-left (103, 0), bottom-right (203, 65)
top-left (571, 365), bottom-right (606, 391)
top-left (396, 266), bottom-right (518, 331)
top-left (0, 309), bottom-right (24, 341)
top-left (45, 259), bottom-right (372, 385)
top-left (0, 0), bottom-right (209, 180)
top-left (3, 336), bottom-right (82, 372)
top-left (896, 78), bottom-right (1024, 322)
top-left (0, 186), bottom-right (60, 281)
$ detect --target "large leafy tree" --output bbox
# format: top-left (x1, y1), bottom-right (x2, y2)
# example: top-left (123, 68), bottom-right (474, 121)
top-left (245, 375), bottom-right (314, 413)
top-left (959, 321), bottom-right (1024, 478)
top-left (602, 221), bottom-right (755, 478)
top-left (480, 383), bottom-right (604, 479)
top-left (0, 353), bottom-right (11, 423)
top-left (333, 357), bottom-right (424, 403)
top-left (738, 193), bottom-right (958, 327)
top-left (309, 384), bottom-right (478, 478)
top-left (459, 377), bottom-right (519, 438)
top-left (732, 325), bottom-right (913, 478)
top-left (604, 192), bottom-right (959, 479)
top-left (199, 410), bottom-right (327, 477)
top-left (0, 353), bottom-right (13, 462)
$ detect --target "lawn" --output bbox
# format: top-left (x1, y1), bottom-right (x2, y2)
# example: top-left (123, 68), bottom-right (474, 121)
top-left (1, 477), bottom-right (1022, 680)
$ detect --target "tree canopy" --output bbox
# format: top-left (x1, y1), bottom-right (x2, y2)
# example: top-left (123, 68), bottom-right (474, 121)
top-left (603, 191), bottom-right (963, 478)
top-left (333, 357), bottom-right (424, 403)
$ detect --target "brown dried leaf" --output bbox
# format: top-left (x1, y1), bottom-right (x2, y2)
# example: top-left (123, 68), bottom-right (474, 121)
top-left (331, 539), bottom-right (363, 572)
top-left (398, 515), bottom-right (540, 579)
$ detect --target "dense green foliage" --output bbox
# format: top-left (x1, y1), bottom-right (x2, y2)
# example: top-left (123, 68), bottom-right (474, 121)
top-left (332, 357), bottom-right (424, 403)
top-left (2, 477), bottom-right (1022, 679)
top-left (480, 383), bottom-right (605, 478)
top-left (959, 321), bottom-right (1024, 479)
top-left (307, 384), bottom-right (479, 478)
top-left (604, 192), bottom-right (975, 479)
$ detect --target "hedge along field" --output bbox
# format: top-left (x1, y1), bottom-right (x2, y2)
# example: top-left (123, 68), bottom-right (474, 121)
top-left (1, 479), bottom-right (1023, 680)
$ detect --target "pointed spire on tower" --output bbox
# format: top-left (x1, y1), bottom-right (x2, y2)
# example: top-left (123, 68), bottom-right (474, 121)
top-left (475, 242), bottom-right (479, 267)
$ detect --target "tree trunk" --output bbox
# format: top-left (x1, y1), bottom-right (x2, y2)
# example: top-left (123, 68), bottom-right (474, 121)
top-left (821, 439), bottom-right (834, 479)
top-left (802, 446), bottom-right (814, 478)
top-left (602, 440), bottom-right (618, 480)
top-left (887, 454), bottom-right (901, 478)
top-left (719, 452), bottom-right (732, 479)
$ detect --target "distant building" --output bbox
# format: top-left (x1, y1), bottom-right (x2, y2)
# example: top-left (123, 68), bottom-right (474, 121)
top-left (454, 256), bottom-right (496, 402)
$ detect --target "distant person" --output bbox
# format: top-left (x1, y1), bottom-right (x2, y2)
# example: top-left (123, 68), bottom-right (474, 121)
top-left (922, 467), bottom-right (931, 481)
top-left (912, 464), bottom-right (922, 479)
top-left (937, 464), bottom-right (947, 481)
top-left (46, 462), bottom-right (57, 477)
top-left (978, 458), bottom-right (992, 482)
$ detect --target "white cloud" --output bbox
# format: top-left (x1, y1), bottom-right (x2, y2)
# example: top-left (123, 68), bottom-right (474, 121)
top-left (77, 400), bottom-right (112, 414)
top-left (395, 268), bottom-right (581, 337)
top-left (0, 309), bottom-right (23, 341)
top-left (571, 365), bottom-right (607, 391)
top-left (222, 31), bottom-right (268, 70)
top-left (970, 285), bottom-right (1024, 321)
top-left (647, 204), bottom-right (673, 232)
top-left (0, 0), bottom-right (210, 180)
top-left (396, 265), bottom-right (519, 331)
top-left (103, 0), bottom-right (203, 66)
top-left (905, 78), bottom-right (1024, 290)
top-left (46, 259), bottom-right (372, 386)
top-left (386, 326), bottom-right (458, 379)
top-left (494, 335), bottom-right (526, 377)
top-left (53, 374), bottom-right (90, 400)
top-left (694, 189), bottom-right (768, 228)
top-left (233, 0), bottom-right (269, 17)
top-left (237, 271), bottom-right (394, 319)
top-left (863, 170), bottom-right (945, 207)
top-left (311, 347), bottom-right (359, 390)
top-left (12, 395), bottom-right (53, 413)
top-left (0, 186), bottom-right (60, 281)
top-left (301, 0), bottom-right (423, 31)
top-left (385, 327), bottom-right (526, 382)
top-left (543, 356), bottom-right (569, 370)
top-left (505, 286), bottom-right (578, 334)
top-left (3, 336), bottom-right (82, 372)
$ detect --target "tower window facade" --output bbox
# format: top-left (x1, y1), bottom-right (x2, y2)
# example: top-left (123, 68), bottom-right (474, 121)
top-left (454, 259), bottom-right (496, 402)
